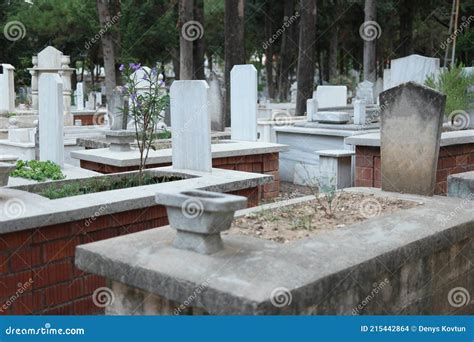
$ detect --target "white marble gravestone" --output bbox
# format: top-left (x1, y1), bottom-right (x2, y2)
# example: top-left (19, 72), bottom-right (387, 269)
top-left (353, 99), bottom-right (366, 125)
top-left (39, 73), bottom-right (64, 167)
top-left (231, 65), bottom-right (258, 141)
top-left (208, 72), bottom-right (224, 131)
top-left (380, 82), bottom-right (445, 196)
top-left (0, 64), bottom-right (15, 113)
top-left (170, 80), bottom-right (211, 172)
top-left (313, 85), bottom-right (347, 109)
top-left (390, 54), bottom-right (439, 89)
top-left (306, 98), bottom-right (318, 122)
top-left (30, 46), bottom-right (74, 125)
top-left (356, 81), bottom-right (374, 104)
top-left (76, 82), bottom-right (85, 110)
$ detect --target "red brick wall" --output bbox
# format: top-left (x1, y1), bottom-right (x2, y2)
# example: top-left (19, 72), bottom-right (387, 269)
top-left (80, 152), bottom-right (280, 200)
top-left (0, 187), bottom-right (258, 315)
top-left (355, 144), bottom-right (474, 194)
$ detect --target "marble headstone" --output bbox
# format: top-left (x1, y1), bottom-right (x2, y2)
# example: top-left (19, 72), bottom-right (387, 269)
top-left (313, 85), bottom-right (347, 109)
top-left (306, 98), bottom-right (318, 122)
top-left (390, 54), bottom-right (439, 89)
top-left (0, 64), bottom-right (15, 113)
top-left (38, 73), bottom-right (64, 167)
top-left (380, 82), bottom-right (446, 196)
top-left (76, 82), bottom-right (85, 110)
top-left (231, 65), bottom-right (258, 141)
top-left (108, 87), bottom-right (128, 130)
top-left (170, 80), bottom-right (211, 172)
top-left (353, 99), bottom-right (366, 125)
top-left (208, 72), bottom-right (225, 131)
top-left (356, 80), bottom-right (374, 104)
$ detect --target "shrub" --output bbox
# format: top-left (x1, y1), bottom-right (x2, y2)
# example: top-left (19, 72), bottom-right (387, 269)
top-left (11, 160), bottom-right (66, 182)
top-left (425, 64), bottom-right (474, 117)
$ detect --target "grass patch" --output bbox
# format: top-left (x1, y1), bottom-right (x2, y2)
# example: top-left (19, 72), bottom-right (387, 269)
top-left (39, 174), bottom-right (181, 199)
top-left (11, 160), bottom-right (66, 182)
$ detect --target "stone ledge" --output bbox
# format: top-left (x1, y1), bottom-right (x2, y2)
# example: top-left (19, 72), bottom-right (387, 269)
top-left (346, 130), bottom-right (474, 147)
top-left (75, 188), bottom-right (474, 315)
top-left (71, 141), bottom-right (289, 167)
top-left (1, 167), bottom-right (272, 233)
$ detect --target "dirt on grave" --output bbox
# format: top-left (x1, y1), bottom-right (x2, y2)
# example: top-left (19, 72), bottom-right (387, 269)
top-left (227, 192), bottom-right (422, 244)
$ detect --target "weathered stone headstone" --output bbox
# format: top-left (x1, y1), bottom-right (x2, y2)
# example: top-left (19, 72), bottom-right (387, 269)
top-left (108, 87), bottom-right (128, 130)
top-left (389, 54), bottom-right (439, 89)
top-left (353, 99), bottom-right (366, 125)
top-left (170, 80), bottom-right (211, 172)
top-left (313, 85), bottom-right (347, 109)
top-left (208, 72), bottom-right (224, 131)
top-left (76, 82), bottom-right (85, 110)
top-left (380, 82), bottom-right (446, 196)
top-left (231, 65), bottom-right (257, 141)
top-left (290, 82), bottom-right (298, 103)
top-left (38, 73), bottom-right (64, 167)
top-left (0, 64), bottom-right (15, 113)
top-left (356, 80), bottom-right (374, 104)
top-left (383, 69), bottom-right (391, 91)
top-left (86, 92), bottom-right (96, 110)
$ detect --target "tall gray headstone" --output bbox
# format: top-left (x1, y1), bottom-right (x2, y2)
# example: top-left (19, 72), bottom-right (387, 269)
top-left (39, 73), bottom-right (64, 167)
top-left (0, 64), bottom-right (15, 113)
top-left (208, 72), bottom-right (225, 131)
top-left (380, 82), bottom-right (446, 196)
top-left (356, 80), bottom-right (374, 104)
top-left (231, 65), bottom-right (258, 141)
top-left (108, 87), bottom-right (128, 130)
top-left (170, 80), bottom-right (212, 172)
top-left (76, 82), bottom-right (85, 110)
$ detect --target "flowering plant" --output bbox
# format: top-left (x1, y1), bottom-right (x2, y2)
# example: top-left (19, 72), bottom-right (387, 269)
top-left (120, 63), bottom-right (170, 178)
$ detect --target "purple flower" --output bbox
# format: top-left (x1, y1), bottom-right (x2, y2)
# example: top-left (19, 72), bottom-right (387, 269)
top-left (119, 64), bottom-right (125, 72)
top-left (129, 63), bottom-right (141, 71)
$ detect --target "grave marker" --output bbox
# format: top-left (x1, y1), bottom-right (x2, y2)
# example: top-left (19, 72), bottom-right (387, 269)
top-left (170, 80), bottom-right (211, 172)
top-left (380, 82), bottom-right (445, 196)
top-left (231, 65), bottom-right (258, 141)
top-left (38, 73), bottom-right (64, 167)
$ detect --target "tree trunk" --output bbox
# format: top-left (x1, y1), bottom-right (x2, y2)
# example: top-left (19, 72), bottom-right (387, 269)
top-left (171, 48), bottom-right (180, 80)
top-left (224, 0), bottom-right (245, 126)
top-left (264, 1), bottom-right (275, 99)
top-left (193, 0), bottom-right (205, 80)
top-left (296, 0), bottom-right (317, 116)
top-left (398, 0), bottom-right (414, 57)
top-left (179, 0), bottom-right (194, 80)
top-left (97, 0), bottom-right (117, 102)
top-left (328, 25), bottom-right (338, 82)
top-left (363, 0), bottom-right (377, 82)
top-left (277, 0), bottom-right (296, 102)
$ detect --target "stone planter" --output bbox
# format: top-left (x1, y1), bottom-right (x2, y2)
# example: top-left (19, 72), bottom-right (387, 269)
top-left (0, 162), bottom-right (16, 186)
top-left (155, 190), bottom-right (247, 254)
